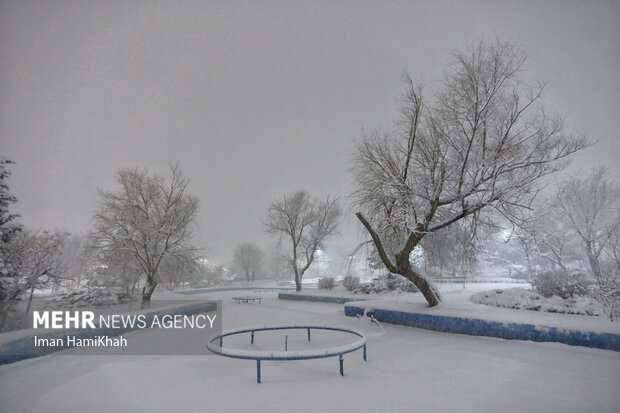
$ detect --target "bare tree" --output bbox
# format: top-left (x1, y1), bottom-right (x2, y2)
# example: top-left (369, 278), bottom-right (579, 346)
top-left (232, 242), bottom-right (265, 282)
top-left (600, 230), bottom-right (620, 320)
top-left (0, 159), bottom-right (22, 291)
top-left (554, 168), bottom-right (619, 319)
top-left (158, 253), bottom-right (200, 291)
top-left (267, 244), bottom-right (289, 284)
top-left (523, 203), bottom-right (581, 273)
top-left (94, 246), bottom-right (144, 297)
top-left (91, 164), bottom-right (199, 308)
top-left (557, 168), bottom-right (619, 278)
top-left (0, 230), bottom-right (66, 330)
top-left (265, 191), bottom-right (340, 291)
top-left (352, 39), bottom-right (587, 306)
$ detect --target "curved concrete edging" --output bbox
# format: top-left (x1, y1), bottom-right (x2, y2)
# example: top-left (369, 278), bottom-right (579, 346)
top-left (344, 302), bottom-right (620, 352)
top-left (0, 301), bottom-right (218, 365)
top-left (278, 292), bottom-right (364, 304)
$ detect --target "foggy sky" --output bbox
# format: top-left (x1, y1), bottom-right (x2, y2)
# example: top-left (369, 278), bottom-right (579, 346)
top-left (1, 1), bottom-right (619, 263)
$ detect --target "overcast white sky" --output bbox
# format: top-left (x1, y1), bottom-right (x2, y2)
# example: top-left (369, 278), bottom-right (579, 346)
top-left (1, 1), bottom-right (618, 263)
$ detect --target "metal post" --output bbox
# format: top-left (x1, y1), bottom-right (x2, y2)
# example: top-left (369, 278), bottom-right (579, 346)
top-left (339, 354), bottom-right (344, 376)
top-left (285, 335), bottom-right (288, 351)
top-left (256, 360), bottom-right (261, 383)
top-left (219, 337), bottom-right (223, 347)
top-left (307, 328), bottom-right (311, 341)
top-left (251, 330), bottom-right (255, 344)
top-left (363, 344), bottom-right (367, 361)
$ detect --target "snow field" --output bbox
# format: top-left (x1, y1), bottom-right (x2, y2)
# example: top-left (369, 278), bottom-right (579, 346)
top-left (0, 290), bottom-right (618, 413)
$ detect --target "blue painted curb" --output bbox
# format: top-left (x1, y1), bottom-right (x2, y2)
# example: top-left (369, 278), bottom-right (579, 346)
top-left (278, 293), bottom-right (364, 304)
top-left (0, 301), bottom-right (218, 365)
top-left (344, 303), bottom-right (620, 352)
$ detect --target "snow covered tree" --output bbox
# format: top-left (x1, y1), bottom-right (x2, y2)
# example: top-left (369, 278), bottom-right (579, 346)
top-left (524, 204), bottom-right (581, 273)
top-left (352, 39), bottom-right (587, 307)
top-left (93, 245), bottom-right (144, 297)
top-left (553, 168), bottom-right (619, 318)
top-left (265, 191), bottom-right (340, 291)
top-left (91, 164), bottom-right (199, 308)
top-left (157, 253), bottom-right (201, 291)
top-left (0, 230), bottom-right (67, 330)
top-left (0, 159), bottom-right (22, 281)
top-left (232, 242), bottom-right (265, 282)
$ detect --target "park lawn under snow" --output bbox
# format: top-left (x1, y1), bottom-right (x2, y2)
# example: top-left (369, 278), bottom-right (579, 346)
top-left (1, 288), bottom-right (619, 413)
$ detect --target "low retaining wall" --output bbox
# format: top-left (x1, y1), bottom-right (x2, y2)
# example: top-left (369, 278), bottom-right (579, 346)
top-left (344, 303), bottom-right (620, 352)
top-left (0, 301), bottom-right (218, 365)
top-left (278, 293), bottom-right (364, 304)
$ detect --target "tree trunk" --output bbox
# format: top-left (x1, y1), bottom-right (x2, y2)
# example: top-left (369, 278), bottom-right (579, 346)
top-left (398, 258), bottom-right (441, 307)
top-left (141, 277), bottom-right (157, 309)
top-left (26, 281), bottom-right (36, 314)
top-left (585, 241), bottom-right (602, 280)
top-left (356, 212), bottom-right (441, 307)
top-left (294, 269), bottom-right (301, 292)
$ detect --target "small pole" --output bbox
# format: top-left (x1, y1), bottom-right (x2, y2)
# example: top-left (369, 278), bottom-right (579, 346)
top-left (256, 360), bottom-right (261, 383)
top-left (285, 335), bottom-right (288, 351)
top-left (219, 337), bottom-right (223, 347)
top-left (363, 344), bottom-right (367, 361)
top-left (251, 330), bottom-right (255, 344)
top-left (339, 354), bottom-right (344, 376)
top-left (307, 327), bottom-right (311, 341)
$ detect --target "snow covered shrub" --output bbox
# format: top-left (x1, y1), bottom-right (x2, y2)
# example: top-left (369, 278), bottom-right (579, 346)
top-left (343, 275), bottom-right (360, 291)
top-left (472, 288), bottom-right (603, 316)
top-left (42, 287), bottom-right (132, 309)
top-left (508, 265), bottom-right (530, 280)
top-left (318, 277), bottom-right (335, 290)
top-left (532, 270), bottom-right (590, 299)
top-left (354, 273), bottom-right (419, 294)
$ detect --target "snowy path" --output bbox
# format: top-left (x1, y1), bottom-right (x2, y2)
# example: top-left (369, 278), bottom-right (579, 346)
top-left (1, 292), bottom-right (618, 413)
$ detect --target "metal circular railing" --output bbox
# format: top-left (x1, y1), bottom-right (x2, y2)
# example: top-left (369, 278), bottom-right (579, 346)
top-left (207, 325), bottom-right (367, 383)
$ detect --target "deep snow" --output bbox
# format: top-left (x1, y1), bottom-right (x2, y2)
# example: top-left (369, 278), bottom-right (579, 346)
top-left (0, 287), bottom-right (618, 413)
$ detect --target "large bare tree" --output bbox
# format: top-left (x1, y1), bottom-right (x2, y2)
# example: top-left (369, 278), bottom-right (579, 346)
top-left (92, 164), bottom-right (199, 307)
top-left (265, 191), bottom-right (340, 291)
top-left (352, 39), bottom-right (587, 306)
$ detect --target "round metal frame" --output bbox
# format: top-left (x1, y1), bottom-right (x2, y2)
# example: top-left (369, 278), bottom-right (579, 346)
top-left (207, 325), bottom-right (367, 383)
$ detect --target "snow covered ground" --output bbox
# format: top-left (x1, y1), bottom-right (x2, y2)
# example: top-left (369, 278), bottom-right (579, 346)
top-left (1, 288), bottom-right (619, 413)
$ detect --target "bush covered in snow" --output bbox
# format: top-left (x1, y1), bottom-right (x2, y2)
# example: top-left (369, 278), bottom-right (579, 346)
top-left (354, 273), bottom-right (419, 294)
top-left (531, 270), bottom-right (591, 299)
top-left (343, 275), bottom-right (360, 291)
top-left (472, 287), bottom-right (603, 316)
top-left (42, 287), bottom-right (133, 309)
top-left (318, 277), bottom-right (335, 290)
